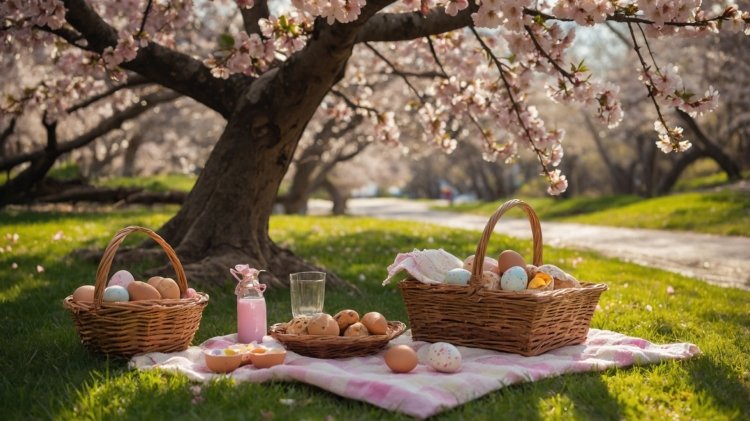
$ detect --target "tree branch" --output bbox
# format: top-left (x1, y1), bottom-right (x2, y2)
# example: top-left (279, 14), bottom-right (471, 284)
top-left (136, 0), bottom-right (154, 38)
top-left (357, 2), bottom-right (478, 43)
top-left (60, 0), bottom-right (248, 118)
top-left (0, 91), bottom-right (179, 172)
top-left (240, 1), bottom-right (270, 36)
top-left (66, 75), bottom-right (150, 114)
top-left (365, 42), bottom-right (425, 102)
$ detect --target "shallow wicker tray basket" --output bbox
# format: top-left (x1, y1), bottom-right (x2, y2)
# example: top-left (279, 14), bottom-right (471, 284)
top-left (63, 226), bottom-right (209, 357)
top-left (398, 199), bottom-right (607, 357)
top-left (269, 321), bottom-right (406, 358)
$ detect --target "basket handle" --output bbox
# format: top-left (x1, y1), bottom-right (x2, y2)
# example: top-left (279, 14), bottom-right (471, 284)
top-left (93, 226), bottom-right (188, 307)
top-left (469, 199), bottom-right (543, 289)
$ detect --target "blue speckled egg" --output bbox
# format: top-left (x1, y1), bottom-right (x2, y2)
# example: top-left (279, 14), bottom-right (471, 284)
top-left (500, 266), bottom-right (528, 291)
top-left (102, 285), bottom-right (129, 302)
top-left (443, 268), bottom-right (471, 285)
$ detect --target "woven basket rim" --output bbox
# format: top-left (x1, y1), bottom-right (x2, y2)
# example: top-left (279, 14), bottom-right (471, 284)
top-left (269, 320), bottom-right (406, 351)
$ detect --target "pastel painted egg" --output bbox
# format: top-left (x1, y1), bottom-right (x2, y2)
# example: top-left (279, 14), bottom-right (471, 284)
top-left (480, 271), bottom-right (500, 290)
top-left (108, 270), bottom-right (135, 289)
top-left (444, 268), bottom-right (471, 285)
top-left (537, 264), bottom-right (568, 282)
top-left (500, 266), bottom-right (528, 291)
top-left (462, 255), bottom-right (499, 273)
top-left (181, 287), bottom-right (198, 299)
top-left (497, 250), bottom-right (526, 274)
top-left (102, 285), bottom-right (130, 302)
top-left (426, 342), bottom-right (462, 373)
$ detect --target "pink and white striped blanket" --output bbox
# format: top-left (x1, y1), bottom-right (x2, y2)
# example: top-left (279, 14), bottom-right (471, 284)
top-left (130, 329), bottom-right (699, 418)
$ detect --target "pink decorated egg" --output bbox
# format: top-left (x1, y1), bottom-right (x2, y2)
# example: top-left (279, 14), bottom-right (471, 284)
top-left (108, 270), bottom-right (135, 288)
top-left (425, 342), bottom-right (462, 373)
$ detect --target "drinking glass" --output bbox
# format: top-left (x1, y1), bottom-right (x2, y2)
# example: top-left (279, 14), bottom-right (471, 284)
top-left (290, 271), bottom-right (326, 317)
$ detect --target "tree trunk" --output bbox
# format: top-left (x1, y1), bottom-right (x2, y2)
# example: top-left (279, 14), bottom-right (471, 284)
top-left (676, 109), bottom-right (742, 181)
top-left (122, 133), bottom-right (144, 177)
top-left (655, 146), bottom-right (707, 195)
top-left (154, 19), bottom-right (364, 289)
top-left (323, 177), bottom-right (348, 215)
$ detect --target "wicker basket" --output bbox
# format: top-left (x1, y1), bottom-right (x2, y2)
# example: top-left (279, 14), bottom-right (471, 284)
top-left (398, 199), bottom-right (607, 356)
top-left (63, 226), bottom-right (209, 357)
top-left (269, 321), bottom-right (406, 358)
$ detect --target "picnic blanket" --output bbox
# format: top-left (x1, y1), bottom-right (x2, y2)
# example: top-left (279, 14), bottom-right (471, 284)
top-left (130, 329), bottom-right (700, 418)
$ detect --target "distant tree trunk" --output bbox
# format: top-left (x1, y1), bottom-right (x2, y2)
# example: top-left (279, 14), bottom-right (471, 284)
top-left (122, 133), bottom-right (144, 177)
top-left (583, 114), bottom-right (633, 194)
top-left (676, 109), bottom-right (741, 180)
top-left (655, 146), bottom-right (707, 194)
top-left (322, 178), bottom-right (348, 215)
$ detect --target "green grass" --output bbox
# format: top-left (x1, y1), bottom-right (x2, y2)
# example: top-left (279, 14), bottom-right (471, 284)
top-left (1, 207), bottom-right (749, 420)
top-left (438, 191), bottom-right (750, 236)
top-left (96, 174), bottom-right (197, 193)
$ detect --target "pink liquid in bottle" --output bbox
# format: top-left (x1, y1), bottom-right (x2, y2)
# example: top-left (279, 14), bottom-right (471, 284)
top-left (237, 296), bottom-right (267, 344)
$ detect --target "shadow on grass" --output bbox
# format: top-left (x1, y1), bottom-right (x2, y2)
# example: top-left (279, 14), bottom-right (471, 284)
top-left (687, 356), bottom-right (750, 416)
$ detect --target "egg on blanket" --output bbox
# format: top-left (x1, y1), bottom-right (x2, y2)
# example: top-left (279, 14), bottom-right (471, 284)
top-left (500, 266), bottom-right (528, 291)
top-left (443, 268), bottom-right (471, 285)
top-left (384, 345), bottom-right (418, 373)
top-left (426, 342), bottom-right (462, 373)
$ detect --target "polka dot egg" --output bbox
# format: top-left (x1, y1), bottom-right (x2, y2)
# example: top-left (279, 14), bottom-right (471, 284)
top-left (425, 342), bottom-right (462, 373)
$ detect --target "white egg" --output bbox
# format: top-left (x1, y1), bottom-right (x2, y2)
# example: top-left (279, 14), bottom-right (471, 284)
top-left (108, 270), bottom-right (135, 288)
top-left (500, 266), bottom-right (528, 291)
top-left (443, 268), bottom-right (471, 285)
top-left (426, 342), bottom-right (462, 373)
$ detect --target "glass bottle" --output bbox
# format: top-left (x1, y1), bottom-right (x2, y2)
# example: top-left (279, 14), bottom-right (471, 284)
top-left (231, 265), bottom-right (267, 344)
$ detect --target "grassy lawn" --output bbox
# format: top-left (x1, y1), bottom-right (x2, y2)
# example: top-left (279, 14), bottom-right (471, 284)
top-left (1, 207), bottom-right (749, 420)
top-left (96, 174), bottom-right (197, 193)
top-left (437, 191), bottom-right (750, 236)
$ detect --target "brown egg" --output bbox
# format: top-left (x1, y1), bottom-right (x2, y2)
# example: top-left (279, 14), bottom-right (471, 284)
top-left (147, 276), bottom-right (180, 299)
top-left (286, 315), bottom-right (311, 335)
top-left (525, 264), bottom-right (539, 279)
top-left (361, 312), bottom-right (388, 335)
top-left (384, 345), bottom-right (418, 373)
top-left (307, 313), bottom-right (339, 336)
top-left (334, 309), bottom-right (360, 333)
top-left (72, 285), bottom-right (95, 302)
top-left (127, 281), bottom-right (161, 300)
top-left (497, 250), bottom-right (526, 274)
top-left (344, 322), bottom-right (369, 337)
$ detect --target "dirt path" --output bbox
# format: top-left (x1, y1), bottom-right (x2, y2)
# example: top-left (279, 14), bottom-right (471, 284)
top-left (310, 198), bottom-right (750, 290)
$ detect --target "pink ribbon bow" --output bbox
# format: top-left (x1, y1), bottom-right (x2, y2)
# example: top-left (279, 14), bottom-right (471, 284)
top-left (230, 264), bottom-right (266, 295)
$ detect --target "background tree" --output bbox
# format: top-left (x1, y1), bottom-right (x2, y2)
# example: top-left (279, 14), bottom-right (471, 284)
top-left (2, 0), bottom-right (747, 286)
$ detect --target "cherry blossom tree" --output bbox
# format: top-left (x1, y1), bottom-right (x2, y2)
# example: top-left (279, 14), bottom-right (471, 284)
top-left (2, 0), bottom-right (748, 286)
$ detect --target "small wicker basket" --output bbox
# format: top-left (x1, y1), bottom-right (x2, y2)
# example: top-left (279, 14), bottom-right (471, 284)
top-left (63, 226), bottom-right (209, 357)
top-left (398, 199), bottom-right (607, 356)
top-left (269, 321), bottom-right (406, 358)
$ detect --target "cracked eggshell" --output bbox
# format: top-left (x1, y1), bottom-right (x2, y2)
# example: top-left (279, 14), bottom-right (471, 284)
top-left (500, 266), bottom-right (528, 291)
top-left (554, 273), bottom-right (581, 289)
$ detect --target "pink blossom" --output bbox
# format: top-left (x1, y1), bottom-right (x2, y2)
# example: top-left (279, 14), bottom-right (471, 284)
top-left (547, 169), bottom-right (568, 195)
top-left (445, 0), bottom-right (469, 16)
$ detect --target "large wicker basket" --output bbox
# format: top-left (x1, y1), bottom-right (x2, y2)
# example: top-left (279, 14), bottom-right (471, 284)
top-left (398, 199), bottom-right (607, 356)
top-left (63, 226), bottom-right (209, 357)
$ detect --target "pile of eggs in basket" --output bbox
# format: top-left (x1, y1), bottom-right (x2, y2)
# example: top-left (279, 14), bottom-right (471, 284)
top-left (70, 270), bottom-right (198, 303)
top-left (442, 250), bottom-right (581, 292)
